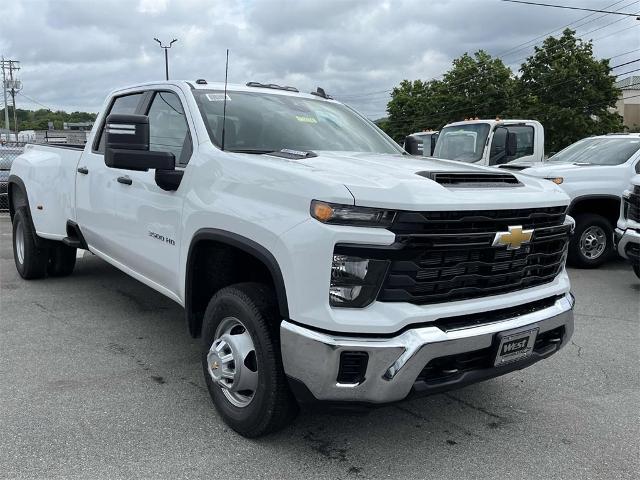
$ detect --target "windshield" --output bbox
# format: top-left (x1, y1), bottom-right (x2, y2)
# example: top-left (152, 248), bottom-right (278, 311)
top-left (548, 137), bottom-right (640, 165)
top-left (433, 124), bottom-right (490, 162)
top-left (194, 90), bottom-right (402, 155)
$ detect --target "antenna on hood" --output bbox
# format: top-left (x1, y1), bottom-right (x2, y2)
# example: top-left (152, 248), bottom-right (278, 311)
top-left (221, 49), bottom-right (229, 151)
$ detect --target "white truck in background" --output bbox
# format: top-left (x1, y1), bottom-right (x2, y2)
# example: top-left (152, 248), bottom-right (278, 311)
top-left (524, 134), bottom-right (640, 268)
top-left (8, 80), bottom-right (575, 437)
top-left (430, 119), bottom-right (544, 168)
top-left (616, 174), bottom-right (640, 278)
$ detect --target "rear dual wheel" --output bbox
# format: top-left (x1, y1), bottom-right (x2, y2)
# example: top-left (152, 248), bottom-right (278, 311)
top-left (12, 207), bottom-right (76, 279)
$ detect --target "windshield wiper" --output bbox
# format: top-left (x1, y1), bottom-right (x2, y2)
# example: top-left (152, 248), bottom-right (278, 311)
top-left (225, 148), bottom-right (318, 159)
top-left (224, 148), bottom-right (274, 154)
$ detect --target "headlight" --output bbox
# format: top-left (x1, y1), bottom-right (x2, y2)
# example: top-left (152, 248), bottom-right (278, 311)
top-left (311, 200), bottom-right (395, 227)
top-left (330, 254), bottom-right (389, 307)
top-left (545, 177), bottom-right (564, 185)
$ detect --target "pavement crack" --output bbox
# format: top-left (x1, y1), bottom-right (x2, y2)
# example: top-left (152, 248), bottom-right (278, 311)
top-left (444, 393), bottom-right (504, 420)
top-left (571, 340), bottom-right (583, 357)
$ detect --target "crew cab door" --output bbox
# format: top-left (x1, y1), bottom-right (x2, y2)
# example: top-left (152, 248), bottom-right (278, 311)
top-left (76, 91), bottom-right (147, 255)
top-left (108, 89), bottom-right (194, 296)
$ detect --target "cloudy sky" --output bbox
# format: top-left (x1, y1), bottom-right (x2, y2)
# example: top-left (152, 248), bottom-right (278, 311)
top-left (1, 0), bottom-right (638, 118)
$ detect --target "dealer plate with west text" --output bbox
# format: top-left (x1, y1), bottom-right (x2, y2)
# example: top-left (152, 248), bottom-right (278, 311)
top-left (494, 327), bottom-right (538, 366)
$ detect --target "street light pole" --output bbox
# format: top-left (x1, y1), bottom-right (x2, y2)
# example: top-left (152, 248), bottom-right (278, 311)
top-left (153, 38), bottom-right (178, 80)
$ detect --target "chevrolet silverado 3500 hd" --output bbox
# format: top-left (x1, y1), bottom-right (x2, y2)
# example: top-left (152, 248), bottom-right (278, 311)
top-left (9, 80), bottom-right (575, 437)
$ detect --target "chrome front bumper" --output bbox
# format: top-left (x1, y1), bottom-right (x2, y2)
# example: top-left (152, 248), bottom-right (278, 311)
top-left (280, 293), bottom-right (574, 404)
top-left (615, 227), bottom-right (640, 260)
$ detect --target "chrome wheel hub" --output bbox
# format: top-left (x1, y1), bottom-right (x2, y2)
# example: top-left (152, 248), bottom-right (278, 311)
top-left (15, 222), bottom-right (25, 265)
top-left (580, 226), bottom-right (606, 260)
top-left (207, 317), bottom-right (258, 408)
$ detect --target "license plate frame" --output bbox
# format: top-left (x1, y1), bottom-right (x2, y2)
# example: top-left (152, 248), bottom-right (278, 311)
top-left (494, 327), bottom-right (539, 367)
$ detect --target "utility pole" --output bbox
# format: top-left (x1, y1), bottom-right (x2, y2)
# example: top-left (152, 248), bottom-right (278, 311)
top-left (1, 57), bottom-right (9, 133)
top-left (153, 38), bottom-right (178, 80)
top-left (1, 58), bottom-right (21, 139)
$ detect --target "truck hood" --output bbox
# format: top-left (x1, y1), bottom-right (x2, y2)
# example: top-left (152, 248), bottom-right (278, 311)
top-left (292, 151), bottom-right (570, 210)
top-left (521, 162), bottom-right (596, 177)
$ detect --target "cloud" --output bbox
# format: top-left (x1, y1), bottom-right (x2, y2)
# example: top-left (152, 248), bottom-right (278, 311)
top-left (1, 0), bottom-right (636, 117)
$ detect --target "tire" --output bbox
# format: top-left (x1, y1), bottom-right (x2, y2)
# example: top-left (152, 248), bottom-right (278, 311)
top-left (201, 282), bottom-right (298, 437)
top-left (568, 213), bottom-right (613, 268)
top-left (633, 264), bottom-right (640, 280)
top-left (48, 242), bottom-right (77, 277)
top-left (12, 208), bottom-right (49, 279)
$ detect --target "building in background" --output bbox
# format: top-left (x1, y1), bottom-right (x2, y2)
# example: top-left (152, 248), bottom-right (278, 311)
top-left (615, 76), bottom-right (640, 131)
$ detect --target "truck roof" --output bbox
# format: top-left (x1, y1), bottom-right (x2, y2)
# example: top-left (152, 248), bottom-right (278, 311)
top-left (109, 80), bottom-right (338, 102)
top-left (445, 119), bottom-right (541, 127)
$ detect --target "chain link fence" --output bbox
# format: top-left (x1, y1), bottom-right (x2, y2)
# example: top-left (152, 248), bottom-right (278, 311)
top-left (0, 142), bottom-right (26, 212)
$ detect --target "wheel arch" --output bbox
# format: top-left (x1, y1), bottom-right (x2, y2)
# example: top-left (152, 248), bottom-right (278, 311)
top-left (184, 228), bottom-right (289, 338)
top-left (567, 194), bottom-right (620, 225)
top-left (7, 174), bottom-right (30, 221)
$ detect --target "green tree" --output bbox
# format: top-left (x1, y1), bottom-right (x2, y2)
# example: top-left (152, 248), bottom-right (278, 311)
top-left (516, 28), bottom-right (623, 152)
top-left (0, 107), bottom-right (98, 131)
top-left (384, 51), bottom-right (515, 141)
top-left (384, 79), bottom-right (439, 141)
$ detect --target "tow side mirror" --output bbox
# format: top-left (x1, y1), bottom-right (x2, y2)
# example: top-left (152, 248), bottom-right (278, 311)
top-left (104, 114), bottom-right (175, 171)
top-left (506, 131), bottom-right (518, 157)
top-left (404, 135), bottom-right (421, 155)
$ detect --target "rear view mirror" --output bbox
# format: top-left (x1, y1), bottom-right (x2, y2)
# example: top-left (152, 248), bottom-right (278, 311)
top-left (506, 131), bottom-right (518, 157)
top-left (104, 114), bottom-right (175, 171)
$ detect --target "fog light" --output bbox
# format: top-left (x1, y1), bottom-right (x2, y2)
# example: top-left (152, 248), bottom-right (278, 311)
top-left (330, 254), bottom-right (388, 307)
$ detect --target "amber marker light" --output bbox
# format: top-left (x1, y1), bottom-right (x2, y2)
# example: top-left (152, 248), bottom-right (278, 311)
top-left (311, 201), bottom-right (334, 222)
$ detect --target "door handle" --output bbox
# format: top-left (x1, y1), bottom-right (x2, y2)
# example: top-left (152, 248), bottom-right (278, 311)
top-left (117, 176), bottom-right (132, 185)
top-left (77, 166), bottom-right (89, 175)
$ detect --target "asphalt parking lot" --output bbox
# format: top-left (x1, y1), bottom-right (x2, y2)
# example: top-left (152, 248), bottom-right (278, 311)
top-left (0, 215), bottom-right (638, 480)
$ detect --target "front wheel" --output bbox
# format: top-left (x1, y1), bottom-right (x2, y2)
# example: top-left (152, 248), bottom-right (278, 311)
top-left (201, 283), bottom-right (298, 437)
top-left (568, 214), bottom-right (613, 268)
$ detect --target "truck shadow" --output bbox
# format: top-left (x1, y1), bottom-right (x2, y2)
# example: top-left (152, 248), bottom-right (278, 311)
top-left (15, 252), bottom-right (575, 479)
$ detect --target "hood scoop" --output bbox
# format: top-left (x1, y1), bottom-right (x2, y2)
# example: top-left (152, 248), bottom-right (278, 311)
top-left (417, 171), bottom-right (522, 188)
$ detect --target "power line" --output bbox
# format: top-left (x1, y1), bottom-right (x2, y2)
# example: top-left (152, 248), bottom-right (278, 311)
top-left (609, 47), bottom-right (640, 59)
top-left (497, 0), bottom-right (635, 61)
top-left (612, 58), bottom-right (640, 68)
top-left (338, 20), bottom-right (638, 101)
top-left (501, 0), bottom-right (640, 17)
top-left (17, 92), bottom-right (52, 111)
top-left (615, 67), bottom-right (640, 76)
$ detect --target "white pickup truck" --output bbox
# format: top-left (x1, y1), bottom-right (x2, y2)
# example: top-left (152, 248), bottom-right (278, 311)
top-left (522, 134), bottom-right (640, 268)
top-left (431, 119), bottom-right (544, 168)
top-left (616, 174), bottom-right (640, 278)
top-left (8, 80), bottom-right (574, 437)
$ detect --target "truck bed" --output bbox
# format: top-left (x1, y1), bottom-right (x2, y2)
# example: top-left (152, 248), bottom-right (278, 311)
top-left (9, 143), bottom-right (84, 239)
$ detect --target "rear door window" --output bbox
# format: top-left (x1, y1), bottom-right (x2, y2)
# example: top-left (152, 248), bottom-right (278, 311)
top-left (95, 93), bottom-right (145, 153)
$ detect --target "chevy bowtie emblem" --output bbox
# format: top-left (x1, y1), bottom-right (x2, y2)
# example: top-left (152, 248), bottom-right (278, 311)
top-left (492, 225), bottom-right (534, 250)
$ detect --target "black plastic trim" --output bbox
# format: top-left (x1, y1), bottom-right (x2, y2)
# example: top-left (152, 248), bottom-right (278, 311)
top-left (185, 228), bottom-right (289, 337)
top-left (65, 220), bottom-right (89, 250)
top-left (568, 194), bottom-right (620, 215)
top-left (7, 175), bottom-right (47, 248)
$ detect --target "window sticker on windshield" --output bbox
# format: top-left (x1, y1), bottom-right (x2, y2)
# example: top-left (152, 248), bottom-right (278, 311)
top-left (295, 115), bottom-right (317, 124)
top-left (206, 93), bottom-right (231, 102)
